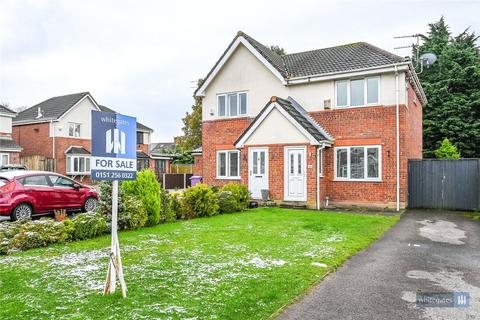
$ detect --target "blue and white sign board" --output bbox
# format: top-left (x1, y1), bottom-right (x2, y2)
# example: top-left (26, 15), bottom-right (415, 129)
top-left (91, 111), bottom-right (137, 181)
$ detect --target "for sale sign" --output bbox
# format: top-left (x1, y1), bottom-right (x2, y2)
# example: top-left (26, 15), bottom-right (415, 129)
top-left (91, 110), bottom-right (137, 180)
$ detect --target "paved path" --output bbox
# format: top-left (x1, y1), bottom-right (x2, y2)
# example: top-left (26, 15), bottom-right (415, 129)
top-left (278, 210), bottom-right (480, 320)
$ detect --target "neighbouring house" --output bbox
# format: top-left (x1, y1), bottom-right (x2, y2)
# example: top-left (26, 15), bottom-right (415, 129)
top-left (12, 92), bottom-right (163, 182)
top-left (194, 31), bottom-right (425, 210)
top-left (0, 105), bottom-right (22, 165)
top-left (149, 142), bottom-right (175, 178)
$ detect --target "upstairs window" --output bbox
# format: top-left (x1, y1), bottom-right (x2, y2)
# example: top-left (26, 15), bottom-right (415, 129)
top-left (336, 77), bottom-right (379, 107)
top-left (217, 92), bottom-right (247, 117)
top-left (137, 131), bottom-right (144, 144)
top-left (68, 123), bottom-right (81, 137)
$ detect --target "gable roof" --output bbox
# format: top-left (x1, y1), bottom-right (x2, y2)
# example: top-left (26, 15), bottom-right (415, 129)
top-left (235, 96), bottom-right (333, 148)
top-left (0, 105), bottom-right (17, 116)
top-left (150, 142), bottom-right (175, 153)
top-left (99, 105), bottom-right (153, 132)
top-left (284, 42), bottom-right (404, 78)
top-left (241, 33), bottom-right (287, 78)
top-left (13, 92), bottom-right (98, 124)
top-left (195, 32), bottom-right (426, 104)
top-left (12, 93), bottom-right (153, 132)
top-left (65, 146), bottom-right (90, 155)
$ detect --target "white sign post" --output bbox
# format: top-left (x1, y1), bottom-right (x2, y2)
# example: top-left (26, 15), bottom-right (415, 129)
top-left (91, 110), bottom-right (137, 298)
top-left (103, 180), bottom-right (127, 297)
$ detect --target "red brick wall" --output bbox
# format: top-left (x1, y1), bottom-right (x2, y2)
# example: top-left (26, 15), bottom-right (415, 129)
top-left (202, 117), bottom-right (252, 187)
top-left (405, 84), bottom-right (423, 159)
top-left (13, 123), bottom-right (92, 183)
top-left (193, 154), bottom-right (203, 176)
top-left (199, 101), bottom-right (421, 209)
top-left (310, 104), bottom-right (408, 208)
top-left (13, 123), bottom-right (53, 159)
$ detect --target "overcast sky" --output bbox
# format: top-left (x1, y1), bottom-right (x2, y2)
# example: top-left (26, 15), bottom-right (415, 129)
top-left (0, 0), bottom-right (478, 141)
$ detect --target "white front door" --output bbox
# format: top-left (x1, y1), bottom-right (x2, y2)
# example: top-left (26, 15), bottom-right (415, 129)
top-left (284, 147), bottom-right (307, 201)
top-left (248, 147), bottom-right (268, 199)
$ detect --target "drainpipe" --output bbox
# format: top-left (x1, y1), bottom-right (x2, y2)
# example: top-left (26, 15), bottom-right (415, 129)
top-left (51, 120), bottom-right (55, 160)
top-left (316, 144), bottom-right (324, 211)
top-left (395, 65), bottom-right (400, 212)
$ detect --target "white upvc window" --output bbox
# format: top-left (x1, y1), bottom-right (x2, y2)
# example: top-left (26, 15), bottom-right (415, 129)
top-left (335, 76), bottom-right (380, 107)
top-left (217, 92), bottom-right (247, 117)
top-left (334, 145), bottom-right (381, 181)
top-left (217, 150), bottom-right (240, 179)
top-left (66, 155), bottom-right (91, 175)
top-left (0, 153), bottom-right (9, 166)
top-left (68, 123), bottom-right (81, 137)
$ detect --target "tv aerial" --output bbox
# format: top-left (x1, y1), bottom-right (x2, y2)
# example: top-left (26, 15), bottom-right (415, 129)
top-left (394, 34), bottom-right (437, 74)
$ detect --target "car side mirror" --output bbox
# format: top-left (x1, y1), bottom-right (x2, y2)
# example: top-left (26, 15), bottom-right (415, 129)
top-left (73, 184), bottom-right (81, 191)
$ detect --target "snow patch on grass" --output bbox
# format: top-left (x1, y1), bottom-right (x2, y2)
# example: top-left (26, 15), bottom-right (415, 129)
top-left (311, 262), bottom-right (327, 267)
top-left (243, 257), bottom-right (286, 268)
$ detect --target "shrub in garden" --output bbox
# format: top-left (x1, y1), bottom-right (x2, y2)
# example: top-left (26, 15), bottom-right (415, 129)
top-left (122, 169), bottom-right (161, 225)
top-left (72, 212), bottom-right (107, 240)
top-left (0, 220), bottom-right (27, 254)
top-left (118, 194), bottom-right (148, 230)
top-left (8, 218), bottom-right (75, 252)
top-left (220, 183), bottom-right (250, 212)
top-left (169, 192), bottom-right (183, 220)
top-left (181, 183), bottom-right (219, 219)
top-left (217, 191), bottom-right (237, 213)
top-left (159, 188), bottom-right (176, 223)
top-left (96, 180), bottom-right (124, 218)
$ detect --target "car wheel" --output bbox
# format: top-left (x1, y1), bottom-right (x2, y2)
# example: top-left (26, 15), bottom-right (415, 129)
top-left (12, 203), bottom-right (33, 221)
top-left (83, 197), bottom-right (97, 212)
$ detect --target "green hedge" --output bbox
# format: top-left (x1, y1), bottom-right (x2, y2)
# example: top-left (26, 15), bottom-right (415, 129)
top-left (220, 183), bottom-right (250, 212)
top-left (122, 169), bottom-right (161, 225)
top-left (0, 182), bottom-right (253, 255)
top-left (181, 183), bottom-right (219, 219)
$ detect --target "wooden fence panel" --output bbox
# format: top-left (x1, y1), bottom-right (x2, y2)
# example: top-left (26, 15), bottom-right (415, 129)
top-left (170, 164), bottom-right (193, 174)
top-left (157, 173), bottom-right (193, 189)
top-left (20, 155), bottom-right (56, 172)
top-left (408, 159), bottom-right (480, 211)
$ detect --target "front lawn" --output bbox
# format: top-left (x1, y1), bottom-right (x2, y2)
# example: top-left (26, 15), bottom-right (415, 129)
top-left (0, 208), bottom-right (398, 319)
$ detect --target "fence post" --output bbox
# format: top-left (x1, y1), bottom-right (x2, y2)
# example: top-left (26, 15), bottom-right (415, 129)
top-left (162, 174), bottom-right (166, 189)
top-left (183, 173), bottom-right (186, 189)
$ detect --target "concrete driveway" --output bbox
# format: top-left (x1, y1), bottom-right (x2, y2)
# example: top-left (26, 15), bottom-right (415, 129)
top-left (278, 210), bottom-right (480, 320)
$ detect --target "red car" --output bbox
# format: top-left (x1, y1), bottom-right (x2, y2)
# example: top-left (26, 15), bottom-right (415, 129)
top-left (0, 171), bottom-right (98, 221)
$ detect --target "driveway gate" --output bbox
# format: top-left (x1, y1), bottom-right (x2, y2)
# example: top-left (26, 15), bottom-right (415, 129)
top-left (408, 159), bottom-right (480, 211)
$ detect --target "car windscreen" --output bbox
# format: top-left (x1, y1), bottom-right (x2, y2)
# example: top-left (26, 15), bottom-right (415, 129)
top-left (0, 177), bottom-right (10, 187)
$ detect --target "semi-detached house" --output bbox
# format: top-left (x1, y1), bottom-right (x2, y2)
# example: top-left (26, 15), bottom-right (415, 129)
top-left (0, 105), bottom-right (22, 166)
top-left (12, 92), bottom-right (170, 182)
top-left (194, 31), bottom-right (426, 210)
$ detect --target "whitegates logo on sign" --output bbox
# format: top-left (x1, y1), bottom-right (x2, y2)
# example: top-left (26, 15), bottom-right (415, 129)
top-left (91, 111), bottom-right (137, 181)
top-left (106, 128), bottom-right (126, 154)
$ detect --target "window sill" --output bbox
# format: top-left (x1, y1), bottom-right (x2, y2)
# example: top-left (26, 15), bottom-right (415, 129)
top-left (215, 115), bottom-right (249, 120)
top-left (67, 173), bottom-right (91, 176)
top-left (334, 103), bottom-right (381, 109)
top-left (216, 176), bottom-right (241, 180)
top-left (333, 178), bottom-right (382, 182)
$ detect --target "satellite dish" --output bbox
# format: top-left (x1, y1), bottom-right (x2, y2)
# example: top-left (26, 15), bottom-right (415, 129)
top-left (420, 53), bottom-right (437, 67)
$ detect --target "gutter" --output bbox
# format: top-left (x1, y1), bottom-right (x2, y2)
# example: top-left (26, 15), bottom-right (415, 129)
top-left (286, 63), bottom-right (411, 85)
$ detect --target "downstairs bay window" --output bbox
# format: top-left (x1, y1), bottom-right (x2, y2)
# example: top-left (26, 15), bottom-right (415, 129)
top-left (217, 150), bottom-right (240, 179)
top-left (66, 155), bottom-right (91, 175)
top-left (334, 146), bottom-right (381, 181)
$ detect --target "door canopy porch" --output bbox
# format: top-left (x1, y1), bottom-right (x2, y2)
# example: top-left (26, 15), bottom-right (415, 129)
top-left (234, 96), bottom-right (334, 148)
